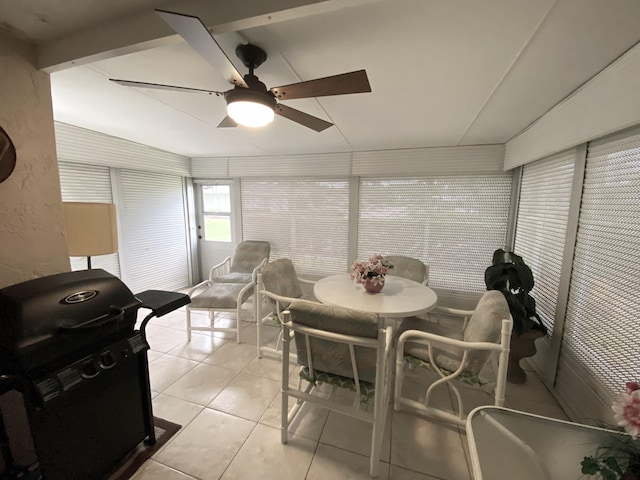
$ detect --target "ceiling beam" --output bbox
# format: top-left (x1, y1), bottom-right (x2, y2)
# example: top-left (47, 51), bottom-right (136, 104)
top-left (39, 0), bottom-right (381, 73)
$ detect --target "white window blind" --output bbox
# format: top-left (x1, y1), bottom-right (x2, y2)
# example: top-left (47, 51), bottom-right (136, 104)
top-left (513, 150), bottom-right (575, 373)
top-left (357, 175), bottom-right (512, 294)
top-left (58, 162), bottom-right (121, 277)
top-left (555, 127), bottom-right (640, 422)
top-left (118, 170), bottom-right (190, 293)
top-left (241, 179), bottom-right (350, 276)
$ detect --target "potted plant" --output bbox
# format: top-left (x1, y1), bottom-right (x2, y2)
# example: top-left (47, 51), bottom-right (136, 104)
top-left (351, 254), bottom-right (394, 293)
top-left (484, 248), bottom-right (547, 383)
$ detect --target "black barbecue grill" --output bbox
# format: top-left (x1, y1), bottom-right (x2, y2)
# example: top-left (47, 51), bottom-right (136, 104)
top-left (0, 269), bottom-right (189, 480)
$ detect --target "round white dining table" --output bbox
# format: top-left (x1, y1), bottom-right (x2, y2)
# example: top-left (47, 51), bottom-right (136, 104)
top-left (313, 273), bottom-right (438, 318)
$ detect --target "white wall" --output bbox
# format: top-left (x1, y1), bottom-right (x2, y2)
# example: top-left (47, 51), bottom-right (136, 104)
top-left (0, 33), bottom-right (70, 288)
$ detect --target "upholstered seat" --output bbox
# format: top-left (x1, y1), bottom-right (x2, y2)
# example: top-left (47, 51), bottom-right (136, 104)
top-left (255, 258), bottom-right (316, 359)
top-left (186, 258), bottom-right (266, 343)
top-left (189, 283), bottom-right (254, 309)
top-left (282, 300), bottom-right (393, 477)
top-left (385, 255), bottom-right (429, 285)
top-left (209, 240), bottom-right (271, 284)
top-left (394, 290), bottom-right (513, 427)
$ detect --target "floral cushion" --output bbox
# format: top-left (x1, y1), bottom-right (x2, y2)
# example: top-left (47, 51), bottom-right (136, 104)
top-left (299, 366), bottom-right (375, 403)
top-left (288, 300), bottom-right (379, 383)
top-left (404, 355), bottom-right (494, 391)
top-left (190, 283), bottom-right (253, 308)
top-left (229, 240), bottom-right (270, 274)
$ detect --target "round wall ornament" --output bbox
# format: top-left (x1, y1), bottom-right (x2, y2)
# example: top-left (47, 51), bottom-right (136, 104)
top-left (0, 126), bottom-right (17, 183)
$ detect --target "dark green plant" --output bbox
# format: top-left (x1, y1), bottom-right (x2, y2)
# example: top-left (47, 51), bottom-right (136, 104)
top-left (581, 431), bottom-right (640, 480)
top-left (484, 248), bottom-right (547, 336)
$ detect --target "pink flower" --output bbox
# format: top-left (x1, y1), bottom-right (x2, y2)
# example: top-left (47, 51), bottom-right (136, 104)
top-left (626, 382), bottom-right (640, 394)
top-left (612, 384), bottom-right (640, 439)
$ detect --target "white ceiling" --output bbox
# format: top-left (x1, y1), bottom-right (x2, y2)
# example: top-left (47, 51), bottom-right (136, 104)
top-left (3, 0), bottom-right (640, 158)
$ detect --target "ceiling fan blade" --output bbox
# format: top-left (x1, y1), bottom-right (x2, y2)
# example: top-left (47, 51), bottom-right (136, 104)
top-left (110, 79), bottom-right (223, 95)
top-left (217, 116), bottom-right (237, 128)
top-left (275, 104), bottom-right (333, 132)
top-left (270, 70), bottom-right (371, 100)
top-left (155, 9), bottom-right (247, 88)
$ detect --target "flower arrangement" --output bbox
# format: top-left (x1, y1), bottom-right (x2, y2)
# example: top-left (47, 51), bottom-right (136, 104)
top-left (581, 382), bottom-right (640, 479)
top-left (351, 254), bottom-right (394, 286)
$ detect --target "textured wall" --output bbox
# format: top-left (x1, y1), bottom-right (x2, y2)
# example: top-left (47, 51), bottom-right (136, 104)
top-left (0, 33), bottom-right (70, 288)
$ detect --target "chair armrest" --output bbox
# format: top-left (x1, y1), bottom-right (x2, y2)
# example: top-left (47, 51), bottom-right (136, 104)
top-left (209, 257), bottom-right (232, 281)
top-left (431, 305), bottom-right (475, 317)
top-left (298, 277), bottom-right (316, 286)
top-left (188, 279), bottom-right (212, 297)
top-left (397, 328), bottom-right (507, 353)
top-left (426, 305), bottom-right (474, 329)
top-left (259, 289), bottom-right (310, 323)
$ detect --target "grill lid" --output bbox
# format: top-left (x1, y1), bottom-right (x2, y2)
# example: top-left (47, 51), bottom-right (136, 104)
top-left (0, 269), bottom-right (141, 372)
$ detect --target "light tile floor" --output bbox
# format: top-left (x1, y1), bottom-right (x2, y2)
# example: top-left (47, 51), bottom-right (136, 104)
top-left (132, 304), bottom-right (568, 480)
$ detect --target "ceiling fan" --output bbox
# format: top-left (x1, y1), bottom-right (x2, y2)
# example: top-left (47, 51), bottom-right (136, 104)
top-left (109, 9), bottom-right (372, 132)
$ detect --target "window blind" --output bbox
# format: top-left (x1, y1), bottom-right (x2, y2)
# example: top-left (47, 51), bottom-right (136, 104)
top-left (118, 170), bottom-right (190, 292)
top-left (513, 150), bottom-right (575, 374)
top-left (555, 126), bottom-right (640, 422)
top-left (240, 179), bottom-right (350, 276)
top-left (357, 175), bottom-right (512, 294)
top-left (58, 162), bottom-right (121, 277)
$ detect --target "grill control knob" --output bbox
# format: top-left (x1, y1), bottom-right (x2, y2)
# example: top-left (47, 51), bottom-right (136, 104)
top-left (99, 352), bottom-right (116, 370)
top-left (81, 362), bottom-right (99, 379)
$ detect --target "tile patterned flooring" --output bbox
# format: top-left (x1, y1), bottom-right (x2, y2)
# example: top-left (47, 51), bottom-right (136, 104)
top-left (132, 304), bottom-right (568, 480)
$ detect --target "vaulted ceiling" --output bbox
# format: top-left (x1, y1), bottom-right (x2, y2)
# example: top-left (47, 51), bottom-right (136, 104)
top-left (3, 0), bottom-right (640, 158)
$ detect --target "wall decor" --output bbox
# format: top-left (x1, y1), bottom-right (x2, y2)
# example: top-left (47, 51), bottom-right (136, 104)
top-left (0, 126), bottom-right (16, 183)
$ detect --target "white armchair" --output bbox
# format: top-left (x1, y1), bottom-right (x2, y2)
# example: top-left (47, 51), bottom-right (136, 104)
top-left (207, 240), bottom-right (271, 284)
top-left (281, 300), bottom-right (394, 477)
top-left (186, 258), bottom-right (266, 343)
top-left (394, 290), bottom-right (513, 428)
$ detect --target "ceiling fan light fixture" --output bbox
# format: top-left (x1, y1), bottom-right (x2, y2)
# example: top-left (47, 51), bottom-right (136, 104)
top-left (227, 100), bottom-right (274, 128)
top-left (225, 87), bottom-right (276, 128)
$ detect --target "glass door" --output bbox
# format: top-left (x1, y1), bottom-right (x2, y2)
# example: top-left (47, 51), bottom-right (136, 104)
top-left (196, 181), bottom-right (236, 279)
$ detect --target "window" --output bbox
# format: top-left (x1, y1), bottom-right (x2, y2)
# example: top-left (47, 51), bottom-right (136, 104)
top-left (513, 150), bottom-right (575, 375)
top-left (357, 175), bottom-right (512, 294)
top-left (555, 127), bottom-right (640, 421)
top-left (202, 185), bottom-right (231, 242)
top-left (241, 178), bottom-right (350, 276)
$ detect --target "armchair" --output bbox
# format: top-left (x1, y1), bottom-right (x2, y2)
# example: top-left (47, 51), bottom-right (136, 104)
top-left (255, 258), bottom-right (316, 359)
top-left (394, 290), bottom-right (512, 428)
top-left (208, 240), bottom-right (271, 284)
top-left (385, 255), bottom-right (429, 285)
top-left (186, 258), bottom-right (266, 343)
top-left (281, 300), bottom-right (394, 477)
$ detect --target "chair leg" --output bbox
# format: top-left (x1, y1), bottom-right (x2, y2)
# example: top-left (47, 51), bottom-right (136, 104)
top-left (186, 306), bottom-right (192, 341)
top-left (236, 303), bottom-right (242, 344)
top-left (256, 294), bottom-right (263, 358)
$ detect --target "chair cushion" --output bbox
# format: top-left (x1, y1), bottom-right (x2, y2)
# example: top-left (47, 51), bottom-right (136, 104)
top-left (214, 272), bottom-right (253, 284)
top-left (386, 255), bottom-right (427, 284)
top-left (299, 366), bottom-right (375, 403)
top-left (464, 291), bottom-right (510, 372)
top-left (230, 240), bottom-right (270, 273)
top-left (288, 300), bottom-right (379, 383)
top-left (261, 259), bottom-right (304, 305)
top-left (398, 290), bottom-right (510, 374)
top-left (190, 283), bottom-right (253, 309)
top-left (404, 355), bottom-right (493, 392)
top-left (398, 316), bottom-right (464, 373)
